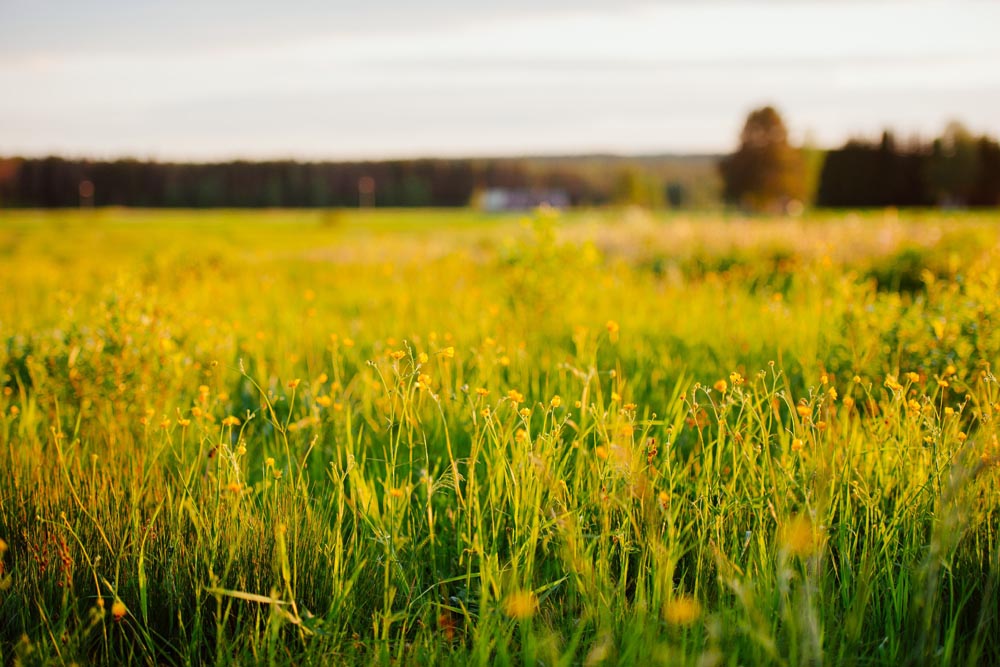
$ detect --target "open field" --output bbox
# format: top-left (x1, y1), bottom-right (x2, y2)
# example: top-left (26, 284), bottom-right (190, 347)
top-left (1, 208), bottom-right (999, 666)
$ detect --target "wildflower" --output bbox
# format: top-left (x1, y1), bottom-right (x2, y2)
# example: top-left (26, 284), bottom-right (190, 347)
top-left (906, 372), bottom-right (920, 384)
top-left (388, 487), bottom-right (406, 499)
top-left (519, 407), bottom-right (531, 418)
top-left (781, 514), bottom-right (817, 558)
top-left (159, 417), bottom-right (171, 429)
top-left (418, 352), bottom-right (429, 364)
top-left (611, 391), bottom-right (621, 402)
top-left (317, 373), bottom-right (328, 384)
top-left (550, 395), bottom-right (561, 408)
top-left (499, 355), bottom-right (510, 367)
top-left (417, 373), bottom-right (433, 389)
top-left (265, 457), bottom-right (275, 468)
top-left (438, 612), bottom-right (457, 641)
top-left (936, 378), bottom-right (949, 388)
top-left (820, 373), bottom-right (829, 385)
top-left (226, 481), bottom-right (242, 494)
top-left (390, 350), bottom-right (406, 361)
top-left (791, 438), bottom-right (804, 452)
top-left (9, 406), bottom-right (20, 417)
top-left (316, 395), bottom-right (332, 407)
top-left (606, 320), bottom-right (620, 343)
top-left (842, 396), bottom-right (855, 410)
top-left (503, 590), bottom-right (537, 620)
top-left (658, 491), bottom-right (669, 509)
top-left (944, 364), bottom-right (957, 377)
top-left (906, 400), bottom-right (921, 414)
top-left (815, 421), bottom-right (827, 431)
top-left (796, 404), bottom-right (812, 418)
top-left (476, 387), bottom-right (490, 397)
top-left (287, 379), bottom-right (301, 389)
top-left (178, 417), bottom-right (191, 427)
top-left (221, 416), bottom-right (240, 427)
top-left (595, 445), bottom-right (609, 460)
top-left (713, 380), bottom-right (728, 394)
top-left (111, 600), bottom-right (128, 622)
top-left (515, 429), bottom-right (528, 443)
top-left (944, 407), bottom-right (954, 417)
top-left (663, 595), bottom-right (702, 626)
top-left (828, 387), bottom-right (838, 401)
top-left (623, 402), bottom-right (637, 412)
top-left (440, 346), bottom-right (455, 359)
top-left (730, 372), bottom-right (744, 386)
top-left (236, 444), bottom-right (247, 456)
top-left (853, 375), bottom-right (862, 384)
top-left (507, 389), bottom-right (524, 404)
top-left (885, 376), bottom-right (903, 392)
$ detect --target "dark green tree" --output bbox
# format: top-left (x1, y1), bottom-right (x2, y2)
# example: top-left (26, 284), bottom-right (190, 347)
top-left (719, 106), bottom-right (806, 212)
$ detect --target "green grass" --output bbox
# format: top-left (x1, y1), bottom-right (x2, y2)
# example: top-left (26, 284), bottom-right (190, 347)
top-left (1, 207), bottom-right (998, 666)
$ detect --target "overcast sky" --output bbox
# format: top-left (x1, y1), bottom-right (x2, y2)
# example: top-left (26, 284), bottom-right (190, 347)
top-left (2, 1), bottom-right (999, 160)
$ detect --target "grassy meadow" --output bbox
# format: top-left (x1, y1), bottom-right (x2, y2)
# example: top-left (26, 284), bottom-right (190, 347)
top-left (1, 207), bottom-right (999, 666)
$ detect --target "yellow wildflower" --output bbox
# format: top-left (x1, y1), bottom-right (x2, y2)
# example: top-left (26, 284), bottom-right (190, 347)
top-left (503, 590), bottom-right (537, 620)
top-left (111, 600), bottom-right (128, 622)
top-left (606, 320), bottom-right (620, 343)
top-left (663, 595), bottom-right (702, 626)
top-left (781, 514), bottom-right (818, 558)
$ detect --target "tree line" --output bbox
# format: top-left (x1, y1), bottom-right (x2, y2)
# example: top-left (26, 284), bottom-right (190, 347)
top-left (721, 108), bottom-right (1000, 211)
top-left (0, 157), bottom-right (604, 208)
top-left (0, 155), bottom-right (720, 209)
top-left (817, 125), bottom-right (1000, 208)
top-left (2, 112), bottom-right (998, 210)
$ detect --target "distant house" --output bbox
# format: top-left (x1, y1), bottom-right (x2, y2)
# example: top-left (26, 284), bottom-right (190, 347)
top-left (477, 188), bottom-right (570, 212)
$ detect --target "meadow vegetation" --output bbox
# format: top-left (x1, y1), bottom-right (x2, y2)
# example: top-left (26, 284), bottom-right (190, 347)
top-left (1, 208), bottom-right (999, 666)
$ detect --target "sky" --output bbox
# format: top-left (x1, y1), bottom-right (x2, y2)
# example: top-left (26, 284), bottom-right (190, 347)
top-left (1, 0), bottom-right (999, 160)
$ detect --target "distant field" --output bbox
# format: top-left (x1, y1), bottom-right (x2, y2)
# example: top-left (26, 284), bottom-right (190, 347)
top-left (1, 208), bottom-right (999, 666)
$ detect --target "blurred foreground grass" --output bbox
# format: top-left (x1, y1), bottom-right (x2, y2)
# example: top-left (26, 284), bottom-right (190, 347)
top-left (1, 208), bottom-right (999, 666)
